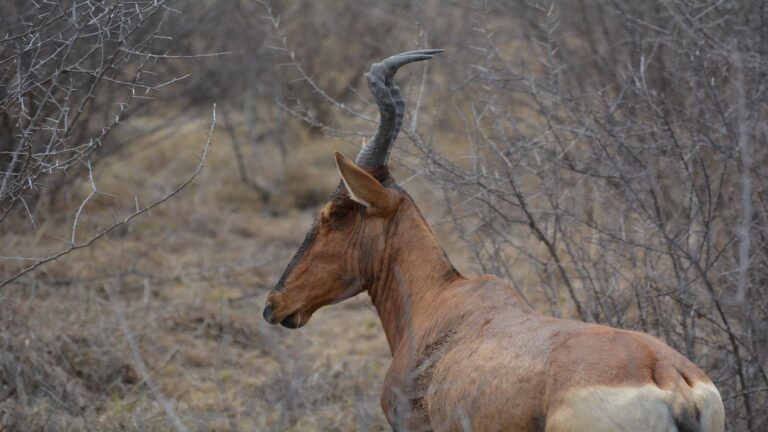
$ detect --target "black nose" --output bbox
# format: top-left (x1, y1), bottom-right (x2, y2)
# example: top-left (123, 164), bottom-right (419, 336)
top-left (263, 302), bottom-right (275, 323)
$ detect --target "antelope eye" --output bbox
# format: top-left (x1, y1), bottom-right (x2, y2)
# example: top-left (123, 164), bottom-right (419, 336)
top-left (329, 209), bottom-right (350, 218)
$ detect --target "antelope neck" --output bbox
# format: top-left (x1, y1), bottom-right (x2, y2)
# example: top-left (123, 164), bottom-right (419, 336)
top-left (366, 197), bottom-right (463, 354)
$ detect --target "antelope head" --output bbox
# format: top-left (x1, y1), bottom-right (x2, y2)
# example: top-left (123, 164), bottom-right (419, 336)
top-left (263, 50), bottom-right (443, 329)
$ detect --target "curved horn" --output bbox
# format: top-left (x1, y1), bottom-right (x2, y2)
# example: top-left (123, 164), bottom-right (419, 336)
top-left (355, 49), bottom-right (443, 170)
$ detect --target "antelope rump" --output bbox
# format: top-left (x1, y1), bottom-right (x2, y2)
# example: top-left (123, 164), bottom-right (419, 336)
top-left (262, 50), bottom-right (725, 432)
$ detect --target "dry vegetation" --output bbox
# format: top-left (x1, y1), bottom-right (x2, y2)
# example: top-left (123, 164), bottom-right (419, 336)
top-left (1, 0), bottom-right (767, 431)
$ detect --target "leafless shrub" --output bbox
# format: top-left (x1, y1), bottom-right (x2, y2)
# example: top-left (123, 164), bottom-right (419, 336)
top-left (0, 0), bottom-right (187, 220)
top-left (406, 1), bottom-right (767, 430)
top-left (0, 2), bottom-right (224, 428)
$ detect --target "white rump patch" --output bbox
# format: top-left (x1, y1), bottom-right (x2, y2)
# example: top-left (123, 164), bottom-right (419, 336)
top-left (546, 382), bottom-right (724, 432)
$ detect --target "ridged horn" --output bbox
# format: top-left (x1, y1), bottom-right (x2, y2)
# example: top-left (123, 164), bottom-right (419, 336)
top-left (355, 49), bottom-right (444, 170)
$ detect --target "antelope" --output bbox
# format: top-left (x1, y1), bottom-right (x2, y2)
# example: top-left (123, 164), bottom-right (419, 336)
top-left (262, 50), bottom-right (725, 432)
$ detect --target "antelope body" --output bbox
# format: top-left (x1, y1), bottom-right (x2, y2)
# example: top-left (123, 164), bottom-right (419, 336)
top-left (262, 51), bottom-right (725, 431)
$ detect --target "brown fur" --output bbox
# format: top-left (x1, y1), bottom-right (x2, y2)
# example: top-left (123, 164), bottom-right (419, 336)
top-left (263, 152), bottom-right (724, 431)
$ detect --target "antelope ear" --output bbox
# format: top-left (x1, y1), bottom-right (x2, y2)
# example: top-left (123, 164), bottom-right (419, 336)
top-left (334, 151), bottom-right (395, 210)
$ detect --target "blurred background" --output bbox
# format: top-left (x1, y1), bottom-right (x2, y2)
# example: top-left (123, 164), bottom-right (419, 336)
top-left (1, 0), bottom-right (766, 430)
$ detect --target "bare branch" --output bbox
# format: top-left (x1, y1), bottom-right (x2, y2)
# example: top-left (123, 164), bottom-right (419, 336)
top-left (0, 105), bottom-right (216, 290)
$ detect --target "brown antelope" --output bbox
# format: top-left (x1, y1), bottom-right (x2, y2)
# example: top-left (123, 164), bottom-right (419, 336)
top-left (262, 50), bottom-right (725, 432)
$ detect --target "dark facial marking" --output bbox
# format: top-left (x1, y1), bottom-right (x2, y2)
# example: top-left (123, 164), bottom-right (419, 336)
top-left (273, 182), bottom-right (349, 292)
top-left (273, 219), bottom-right (318, 292)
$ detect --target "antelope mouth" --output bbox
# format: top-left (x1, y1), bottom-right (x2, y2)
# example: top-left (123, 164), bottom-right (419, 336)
top-left (280, 312), bottom-right (305, 329)
top-left (263, 301), bottom-right (306, 329)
